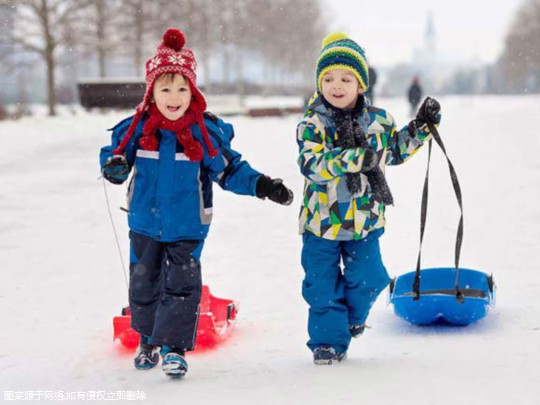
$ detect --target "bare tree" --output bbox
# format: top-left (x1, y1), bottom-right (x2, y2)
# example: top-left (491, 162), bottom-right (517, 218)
top-left (245, 0), bottom-right (324, 90)
top-left (116, 0), bottom-right (165, 76)
top-left (146, 0), bottom-right (218, 90)
top-left (85, 0), bottom-right (325, 92)
top-left (84, 0), bottom-right (123, 77)
top-left (280, 0), bottom-right (325, 88)
top-left (498, 0), bottom-right (540, 93)
top-left (0, 2), bottom-right (16, 74)
top-left (10, 0), bottom-right (91, 115)
top-left (191, 0), bottom-right (219, 92)
top-left (5, 0), bottom-right (327, 110)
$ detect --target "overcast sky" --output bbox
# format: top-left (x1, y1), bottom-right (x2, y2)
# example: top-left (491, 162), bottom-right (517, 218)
top-left (323, 0), bottom-right (526, 67)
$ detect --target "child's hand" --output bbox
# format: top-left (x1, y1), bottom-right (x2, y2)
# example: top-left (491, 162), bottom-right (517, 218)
top-left (102, 155), bottom-right (129, 185)
top-left (360, 148), bottom-right (379, 172)
top-left (416, 97), bottom-right (441, 125)
top-left (256, 176), bottom-right (294, 206)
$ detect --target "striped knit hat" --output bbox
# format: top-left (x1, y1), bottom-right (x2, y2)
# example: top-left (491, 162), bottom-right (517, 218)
top-left (316, 32), bottom-right (369, 93)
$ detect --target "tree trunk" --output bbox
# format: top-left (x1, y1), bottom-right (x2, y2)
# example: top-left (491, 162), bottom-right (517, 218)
top-left (199, 0), bottom-right (213, 94)
top-left (45, 49), bottom-right (56, 116)
top-left (41, 0), bottom-right (56, 116)
top-left (200, 49), bottom-right (212, 93)
top-left (96, 0), bottom-right (106, 77)
top-left (235, 47), bottom-right (244, 96)
top-left (134, 0), bottom-right (144, 76)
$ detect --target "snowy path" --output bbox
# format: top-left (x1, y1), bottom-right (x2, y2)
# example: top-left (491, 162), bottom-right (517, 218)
top-left (1, 96), bottom-right (540, 404)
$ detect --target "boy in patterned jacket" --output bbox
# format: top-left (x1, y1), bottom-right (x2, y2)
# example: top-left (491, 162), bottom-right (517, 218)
top-left (100, 28), bottom-right (293, 378)
top-left (297, 32), bottom-right (441, 365)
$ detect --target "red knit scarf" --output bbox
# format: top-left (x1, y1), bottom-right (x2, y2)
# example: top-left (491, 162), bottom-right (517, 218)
top-left (112, 104), bottom-right (218, 161)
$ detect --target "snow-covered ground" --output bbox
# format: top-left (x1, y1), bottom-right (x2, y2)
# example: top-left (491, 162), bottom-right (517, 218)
top-left (1, 95), bottom-right (540, 404)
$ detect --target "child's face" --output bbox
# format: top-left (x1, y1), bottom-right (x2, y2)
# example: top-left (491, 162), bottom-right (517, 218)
top-left (152, 74), bottom-right (192, 120)
top-left (321, 69), bottom-right (361, 109)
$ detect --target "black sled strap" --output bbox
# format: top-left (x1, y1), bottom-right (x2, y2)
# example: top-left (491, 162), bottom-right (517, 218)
top-left (413, 123), bottom-right (465, 303)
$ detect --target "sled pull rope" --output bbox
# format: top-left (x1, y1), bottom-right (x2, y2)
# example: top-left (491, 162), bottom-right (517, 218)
top-left (413, 140), bottom-right (432, 300)
top-left (413, 124), bottom-right (464, 303)
top-left (101, 177), bottom-right (129, 292)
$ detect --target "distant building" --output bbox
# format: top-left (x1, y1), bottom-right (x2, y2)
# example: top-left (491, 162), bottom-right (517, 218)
top-left (413, 12), bottom-right (436, 66)
top-left (411, 12), bottom-right (439, 93)
top-left (382, 12), bottom-right (463, 96)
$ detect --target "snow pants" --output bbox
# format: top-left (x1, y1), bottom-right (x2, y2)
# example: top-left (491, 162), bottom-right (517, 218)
top-left (301, 230), bottom-right (390, 354)
top-left (128, 231), bottom-right (204, 351)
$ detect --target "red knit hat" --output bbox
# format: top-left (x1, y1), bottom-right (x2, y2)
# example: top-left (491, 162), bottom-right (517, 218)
top-left (113, 28), bottom-right (218, 158)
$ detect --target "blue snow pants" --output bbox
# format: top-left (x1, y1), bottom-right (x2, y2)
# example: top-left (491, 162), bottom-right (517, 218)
top-left (301, 229), bottom-right (390, 354)
top-left (128, 231), bottom-right (204, 350)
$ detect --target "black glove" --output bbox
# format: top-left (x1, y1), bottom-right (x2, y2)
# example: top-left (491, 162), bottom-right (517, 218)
top-left (102, 155), bottom-right (129, 185)
top-left (256, 176), bottom-right (294, 206)
top-left (361, 148), bottom-right (378, 172)
top-left (416, 97), bottom-right (441, 125)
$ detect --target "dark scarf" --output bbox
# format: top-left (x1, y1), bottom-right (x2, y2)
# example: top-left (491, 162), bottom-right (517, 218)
top-left (325, 96), bottom-right (394, 205)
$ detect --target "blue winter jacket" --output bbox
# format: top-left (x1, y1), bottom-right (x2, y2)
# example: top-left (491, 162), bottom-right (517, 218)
top-left (100, 114), bottom-right (262, 242)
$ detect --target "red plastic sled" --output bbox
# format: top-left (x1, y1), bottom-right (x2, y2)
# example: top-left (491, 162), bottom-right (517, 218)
top-left (113, 285), bottom-right (238, 350)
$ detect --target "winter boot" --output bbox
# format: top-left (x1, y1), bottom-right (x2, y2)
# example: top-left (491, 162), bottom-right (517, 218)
top-left (161, 346), bottom-right (188, 378)
top-left (134, 337), bottom-right (160, 370)
top-left (313, 346), bottom-right (347, 365)
top-left (350, 324), bottom-right (367, 338)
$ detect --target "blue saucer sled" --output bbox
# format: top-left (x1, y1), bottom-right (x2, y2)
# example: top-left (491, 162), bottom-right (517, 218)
top-left (389, 268), bottom-right (496, 326)
top-left (388, 124), bottom-right (496, 326)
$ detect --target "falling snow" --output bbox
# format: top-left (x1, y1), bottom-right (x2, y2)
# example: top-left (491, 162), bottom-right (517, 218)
top-left (1, 95), bottom-right (539, 403)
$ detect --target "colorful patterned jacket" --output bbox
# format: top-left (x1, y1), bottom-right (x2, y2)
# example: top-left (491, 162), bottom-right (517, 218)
top-left (296, 94), bottom-right (435, 241)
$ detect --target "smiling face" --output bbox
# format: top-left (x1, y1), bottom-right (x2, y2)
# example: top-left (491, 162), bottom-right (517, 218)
top-left (320, 68), bottom-right (362, 109)
top-left (152, 73), bottom-right (192, 120)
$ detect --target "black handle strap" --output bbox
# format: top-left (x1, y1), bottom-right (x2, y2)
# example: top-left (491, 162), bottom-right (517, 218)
top-left (413, 123), bottom-right (465, 303)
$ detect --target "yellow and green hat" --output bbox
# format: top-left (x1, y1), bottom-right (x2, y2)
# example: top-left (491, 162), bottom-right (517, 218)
top-left (316, 32), bottom-right (369, 93)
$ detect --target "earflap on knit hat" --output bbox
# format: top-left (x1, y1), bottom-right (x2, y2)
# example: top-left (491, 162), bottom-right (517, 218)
top-left (316, 32), bottom-right (370, 93)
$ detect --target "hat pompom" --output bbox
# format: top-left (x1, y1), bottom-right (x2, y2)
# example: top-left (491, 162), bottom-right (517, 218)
top-left (140, 133), bottom-right (159, 151)
top-left (321, 32), bottom-right (349, 49)
top-left (163, 28), bottom-right (185, 51)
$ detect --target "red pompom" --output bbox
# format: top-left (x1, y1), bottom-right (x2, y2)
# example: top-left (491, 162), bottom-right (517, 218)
top-left (140, 134), bottom-right (159, 151)
top-left (184, 141), bottom-right (203, 162)
top-left (163, 28), bottom-right (185, 51)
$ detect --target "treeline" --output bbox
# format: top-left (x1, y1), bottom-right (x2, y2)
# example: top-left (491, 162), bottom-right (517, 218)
top-left (497, 0), bottom-right (540, 93)
top-left (1, 0), bottom-right (325, 115)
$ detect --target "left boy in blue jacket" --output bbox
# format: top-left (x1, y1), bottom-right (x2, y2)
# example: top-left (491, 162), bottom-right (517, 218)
top-left (100, 28), bottom-right (293, 379)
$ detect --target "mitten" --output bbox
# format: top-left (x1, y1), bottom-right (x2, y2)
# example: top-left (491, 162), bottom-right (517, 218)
top-left (102, 155), bottom-right (129, 185)
top-left (360, 148), bottom-right (379, 172)
top-left (256, 176), bottom-right (294, 206)
top-left (416, 97), bottom-right (441, 125)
